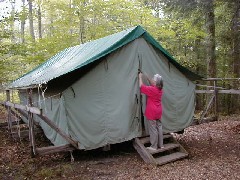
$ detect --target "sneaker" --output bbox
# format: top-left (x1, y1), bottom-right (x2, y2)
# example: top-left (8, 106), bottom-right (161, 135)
top-left (159, 146), bottom-right (164, 149)
top-left (146, 146), bottom-right (158, 151)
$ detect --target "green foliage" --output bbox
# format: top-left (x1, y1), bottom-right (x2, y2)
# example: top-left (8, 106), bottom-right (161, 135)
top-left (0, 0), bottom-right (238, 85)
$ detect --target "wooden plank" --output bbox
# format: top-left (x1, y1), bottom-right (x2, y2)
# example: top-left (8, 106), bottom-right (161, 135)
top-left (133, 138), bottom-right (156, 164)
top-left (218, 89), bottom-right (240, 95)
top-left (196, 84), bottom-right (225, 89)
top-left (147, 143), bottom-right (180, 155)
top-left (196, 89), bottom-right (240, 94)
top-left (201, 78), bottom-right (240, 81)
top-left (36, 144), bottom-right (75, 156)
top-left (196, 90), bottom-right (215, 94)
top-left (155, 152), bottom-right (188, 166)
top-left (37, 114), bottom-right (78, 149)
top-left (4, 101), bottom-right (42, 115)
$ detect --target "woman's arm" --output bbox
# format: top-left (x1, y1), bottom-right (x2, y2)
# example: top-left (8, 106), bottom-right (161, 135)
top-left (144, 73), bottom-right (155, 86)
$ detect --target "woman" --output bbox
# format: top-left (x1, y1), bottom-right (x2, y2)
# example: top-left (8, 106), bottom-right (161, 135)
top-left (138, 72), bottom-right (164, 151)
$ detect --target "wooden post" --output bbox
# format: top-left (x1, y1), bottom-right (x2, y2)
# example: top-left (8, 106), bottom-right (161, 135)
top-left (213, 81), bottom-right (218, 120)
top-left (27, 89), bottom-right (36, 157)
top-left (199, 94), bottom-right (215, 122)
top-left (6, 90), bottom-right (12, 133)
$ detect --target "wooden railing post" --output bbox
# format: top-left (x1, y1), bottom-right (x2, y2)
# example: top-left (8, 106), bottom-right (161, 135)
top-left (27, 88), bottom-right (36, 157)
top-left (6, 90), bottom-right (12, 132)
top-left (213, 80), bottom-right (218, 120)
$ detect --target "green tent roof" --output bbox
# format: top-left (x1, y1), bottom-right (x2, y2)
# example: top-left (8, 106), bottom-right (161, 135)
top-left (10, 25), bottom-right (201, 88)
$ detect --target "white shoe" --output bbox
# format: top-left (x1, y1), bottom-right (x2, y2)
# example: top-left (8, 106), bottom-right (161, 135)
top-left (146, 147), bottom-right (157, 151)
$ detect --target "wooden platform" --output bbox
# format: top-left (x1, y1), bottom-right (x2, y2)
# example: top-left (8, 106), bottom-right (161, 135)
top-left (133, 134), bottom-right (188, 165)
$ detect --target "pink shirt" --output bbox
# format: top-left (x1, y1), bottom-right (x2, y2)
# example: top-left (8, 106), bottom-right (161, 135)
top-left (140, 84), bottom-right (163, 120)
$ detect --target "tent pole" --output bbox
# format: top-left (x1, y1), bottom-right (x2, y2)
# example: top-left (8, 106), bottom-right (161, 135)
top-left (27, 88), bottom-right (36, 157)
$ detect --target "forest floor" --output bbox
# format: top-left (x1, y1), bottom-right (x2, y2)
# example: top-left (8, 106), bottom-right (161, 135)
top-left (0, 111), bottom-right (239, 180)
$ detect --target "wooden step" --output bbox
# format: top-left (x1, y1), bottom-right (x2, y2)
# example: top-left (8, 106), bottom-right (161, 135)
top-left (139, 134), bottom-right (172, 144)
top-left (155, 152), bottom-right (188, 166)
top-left (146, 143), bottom-right (180, 154)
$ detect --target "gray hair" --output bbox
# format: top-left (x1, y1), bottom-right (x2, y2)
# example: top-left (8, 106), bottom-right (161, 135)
top-left (153, 74), bottom-right (163, 89)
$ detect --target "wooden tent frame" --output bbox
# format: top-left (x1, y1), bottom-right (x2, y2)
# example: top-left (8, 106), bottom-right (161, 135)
top-left (0, 77), bottom-right (239, 157)
top-left (1, 89), bottom-right (76, 157)
top-left (194, 78), bottom-right (240, 124)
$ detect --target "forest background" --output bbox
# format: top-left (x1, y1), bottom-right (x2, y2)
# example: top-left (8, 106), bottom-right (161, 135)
top-left (0, 0), bottom-right (239, 114)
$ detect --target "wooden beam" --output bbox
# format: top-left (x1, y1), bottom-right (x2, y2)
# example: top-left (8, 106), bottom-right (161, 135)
top-left (37, 114), bottom-right (78, 149)
top-left (4, 101), bottom-right (42, 115)
top-left (36, 144), bottom-right (75, 156)
top-left (196, 84), bottom-right (226, 89)
top-left (201, 78), bottom-right (240, 81)
top-left (218, 89), bottom-right (240, 94)
top-left (196, 89), bottom-right (240, 94)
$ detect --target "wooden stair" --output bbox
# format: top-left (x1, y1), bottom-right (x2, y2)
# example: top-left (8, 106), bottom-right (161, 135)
top-left (133, 134), bottom-right (188, 165)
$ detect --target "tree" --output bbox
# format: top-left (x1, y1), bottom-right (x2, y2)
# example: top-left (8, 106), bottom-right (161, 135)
top-left (203, 0), bottom-right (216, 79)
top-left (20, 0), bottom-right (27, 43)
top-left (28, 0), bottom-right (35, 42)
top-left (231, 0), bottom-right (240, 79)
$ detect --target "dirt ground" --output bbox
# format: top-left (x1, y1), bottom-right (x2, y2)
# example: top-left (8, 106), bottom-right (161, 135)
top-left (0, 113), bottom-right (239, 180)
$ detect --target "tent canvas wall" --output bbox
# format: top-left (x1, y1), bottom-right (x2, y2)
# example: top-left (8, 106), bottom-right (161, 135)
top-left (10, 26), bottom-right (201, 150)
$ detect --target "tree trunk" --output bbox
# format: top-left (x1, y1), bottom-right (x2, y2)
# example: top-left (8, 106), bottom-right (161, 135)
top-left (37, 0), bottom-right (42, 39)
top-left (79, 16), bottom-right (85, 44)
top-left (204, 0), bottom-right (216, 79)
top-left (231, 0), bottom-right (240, 78)
top-left (20, 0), bottom-right (26, 43)
top-left (28, 0), bottom-right (35, 42)
top-left (231, 0), bottom-right (240, 113)
top-left (10, 1), bottom-right (16, 43)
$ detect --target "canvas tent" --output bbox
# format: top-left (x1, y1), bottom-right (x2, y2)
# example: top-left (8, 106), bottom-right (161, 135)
top-left (10, 25), bottom-right (201, 150)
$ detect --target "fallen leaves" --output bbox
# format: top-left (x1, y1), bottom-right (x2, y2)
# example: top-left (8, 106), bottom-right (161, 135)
top-left (0, 115), bottom-right (239, 180)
